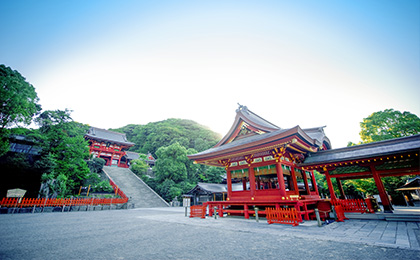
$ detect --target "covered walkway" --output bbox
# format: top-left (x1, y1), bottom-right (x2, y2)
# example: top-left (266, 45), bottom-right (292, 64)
top-left (300, 134), bottom-right (420, 213)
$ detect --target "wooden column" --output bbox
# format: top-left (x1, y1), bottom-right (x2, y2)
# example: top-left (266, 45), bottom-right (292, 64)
top-left (303, 171), bottom-right (310, 195)
top-left (370, 165), bottom-right (393, 213)
top-left (248, 166), bottom-right (256, 198)
top-left (310, 171), bottom-right (319, 195)
top-left (275, 162), bottom-right (287, 198)
top-left (290, 167), bottom-right (299, 194)
top-left (336, 179), bottom-right (347, 199)
top-left (226, 169), bottom-right (232, 198)
top-left (324, 170), bottom-right (337, 201)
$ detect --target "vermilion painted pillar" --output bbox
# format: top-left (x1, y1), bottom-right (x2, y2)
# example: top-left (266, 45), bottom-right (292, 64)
top-left (248, 166), bottom-right (256, 198)
top-left (336, 179), bottom-right (347, 199)
top-left (311, 171), bottom-right (319, 195)
top-left (324, 170), bottom-right (337, 201)
top-left (290, 167), bottom-right (299, 194)
top-left (276, 162), bottom-right (287, 198)
top-left (370, 165), bottom-right (393, 213)
top-left (303, 171), bottom-right (310, 195)
top-left (226, 169), bottom-right (232, 199)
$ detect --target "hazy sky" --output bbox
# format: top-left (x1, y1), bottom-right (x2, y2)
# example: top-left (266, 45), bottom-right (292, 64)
top-left (1, 0), bottom-right (419, 148)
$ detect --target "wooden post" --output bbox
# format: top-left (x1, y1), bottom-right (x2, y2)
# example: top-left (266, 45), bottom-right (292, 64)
top-left (275, 162), bottom-right (287, 198)
top-left (249, 166), bottom-right (256, 198)
top-left (324, 170), bottom-right (337, 201)
top-left (336, 179), bottom-right (347, 199)
top-left (311, 171), bottom-right (319, 195)
top-left (244, 204), bottom-right (249, 219)
top-left (226, 169), bottom-right (232, 198)
top-left (370, 165), bottom-right (393, 213)
top-left (303, 171), bottom-right (310, 195)
top-left (290, 167), bottom-right (299, 194)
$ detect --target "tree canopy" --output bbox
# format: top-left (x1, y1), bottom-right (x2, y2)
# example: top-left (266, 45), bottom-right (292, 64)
top-left (359, 109), bottom-right (420, 143)
top-left (0, 64), bottom-right (42, 156)
top-left (35, 109), bottom-right (91, 197)
top-left (0, 65), bottom-right (41, 129)
top-left (111, 118), bottom-right (221, 157)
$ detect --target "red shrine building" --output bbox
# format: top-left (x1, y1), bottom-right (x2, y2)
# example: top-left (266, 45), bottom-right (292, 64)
top-left (85, 127), bottom-right (135, 168)
top-left (188, 105), bottom-right (332, 219)
top-left (188, 105), bottom-right (420, 219)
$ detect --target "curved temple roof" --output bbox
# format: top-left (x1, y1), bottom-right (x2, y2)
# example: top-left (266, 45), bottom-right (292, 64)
top-left (85, 127), bottom-right (135, 146)
top-left (188, 105), bottom-right (331, 167)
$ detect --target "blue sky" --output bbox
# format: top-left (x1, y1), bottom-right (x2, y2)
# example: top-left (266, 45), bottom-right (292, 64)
top-left (1, 0), bottom-right (419, 148)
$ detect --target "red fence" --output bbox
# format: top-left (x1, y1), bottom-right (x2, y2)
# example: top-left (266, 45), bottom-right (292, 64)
top-left (189, 205), bottom-right (206, 218)
top-left (332, 199), bottom-right (374, 213)
top-left (266, 207), bottom-right (299, 226)
top-left (0, 179), bottom-right (128, 209)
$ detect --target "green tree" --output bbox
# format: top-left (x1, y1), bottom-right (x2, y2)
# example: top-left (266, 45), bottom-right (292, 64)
top-left (359, 109), bottom-right (420, 143)
top-left (35, 109), bottom-right (90, 197)
top-left (0, 65), bottom-right (42, 156)
top-left (154, 142), bottom-right (189, 183)
top-left (130, 159), bottom-right (150, 177)
top-left (114, 118), bottom-right (221, 157)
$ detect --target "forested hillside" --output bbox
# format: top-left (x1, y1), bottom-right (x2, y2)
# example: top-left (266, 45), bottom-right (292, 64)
top-left (111, 119), bottom-right (225, 202)
top-left (111, 118), bottom-right (221, 157)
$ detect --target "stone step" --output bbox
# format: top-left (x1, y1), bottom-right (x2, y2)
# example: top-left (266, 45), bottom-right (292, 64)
top-left (103, 166), bottom-right (169, 208)
top-left (384, 214), bottom-right (420, 222)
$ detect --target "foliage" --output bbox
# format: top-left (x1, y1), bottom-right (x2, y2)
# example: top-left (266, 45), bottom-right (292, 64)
top-left (0, 65), bottom-right (42, 156)
top-left (0, 64), bottom-right (42, 129)
top-left (35, 109), bottom-right (91, 197)
top-left (130, 159), bottom-right (150, 177)
top-left (112, 118), bottom-right (221, 157)
top-left (151, 143), bottom-right (201, 201)
top-left (359, 109), bottom-right (420, 143)
top-left (198, 166), bottom-right (225, 183)
top-left (87, 157), bottom-right (106, 173)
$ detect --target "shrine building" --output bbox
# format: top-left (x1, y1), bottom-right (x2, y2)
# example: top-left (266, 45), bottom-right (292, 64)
top-left (188, 105), bottom-right (420, 219)
top-left (188, 105), bottom-right (331, 220)
top-left (85, 127), bottom-right (135, 168)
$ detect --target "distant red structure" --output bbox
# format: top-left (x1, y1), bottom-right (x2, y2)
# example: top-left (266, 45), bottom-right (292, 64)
top-left (85, 127), bottom-right (134, 168)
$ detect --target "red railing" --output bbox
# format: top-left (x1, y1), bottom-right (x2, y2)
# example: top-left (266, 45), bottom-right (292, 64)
top-left (189, 205), bottom-right (206, 218)
top-left (109, 179), bottom-right (128, 199)
top-left (332, 199), bottom-right (374, 213)
top-left (266, 207), bottom-right (299, 226)
top-left (0, 179), bottom-right (128, 209)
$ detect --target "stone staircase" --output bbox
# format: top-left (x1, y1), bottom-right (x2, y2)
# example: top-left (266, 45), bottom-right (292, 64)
top-left (103, 166), bottom-right (169, 208)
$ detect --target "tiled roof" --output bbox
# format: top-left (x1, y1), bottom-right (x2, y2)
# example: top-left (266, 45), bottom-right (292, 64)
top-left (186, 182), bottom-right (245, 194)
top-left (301, 134), bottom-right (420, 166)
top-left (85, 127), bottom-right (134, 146)
top-left (126, 151), bottom-right (140, 160)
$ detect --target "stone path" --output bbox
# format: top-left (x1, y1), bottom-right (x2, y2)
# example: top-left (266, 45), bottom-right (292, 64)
top-left (1, 208), bottom-right (419, 260)
top-left (140, 207), bottom-right (420, 251)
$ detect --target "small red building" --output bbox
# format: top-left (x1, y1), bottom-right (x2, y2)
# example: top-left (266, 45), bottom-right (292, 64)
top-left (85, 127), bottom-right (134, 168)
top-left (188, 105), bottom-right (331, 220)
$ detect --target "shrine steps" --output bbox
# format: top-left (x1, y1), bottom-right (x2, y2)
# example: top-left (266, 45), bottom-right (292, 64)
top-left (342, 206), bottom-right (420, 222)
top-left (103, 166), bottom-right (169, 208)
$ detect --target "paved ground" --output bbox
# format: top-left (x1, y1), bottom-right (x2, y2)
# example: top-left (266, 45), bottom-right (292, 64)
top-left (0, 208), bottom-right (419, 260)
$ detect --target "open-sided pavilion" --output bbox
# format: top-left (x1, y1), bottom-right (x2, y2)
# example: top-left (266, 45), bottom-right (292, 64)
top-left (300, 135), bottom-right (420, 213)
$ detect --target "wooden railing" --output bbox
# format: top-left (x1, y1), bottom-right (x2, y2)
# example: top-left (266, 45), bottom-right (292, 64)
top-left (266, 207), bottom-right (300, 226)
top-left (0, 179), bottom-right (128, 209)
top-left (189, 205), bottom-right (206, 218)
top-left (332, 199), bottom-right (374, 213)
